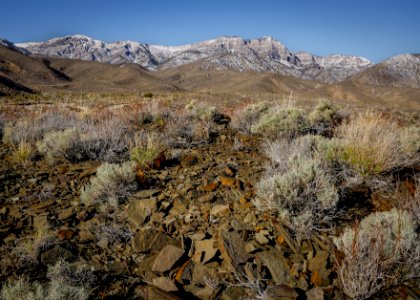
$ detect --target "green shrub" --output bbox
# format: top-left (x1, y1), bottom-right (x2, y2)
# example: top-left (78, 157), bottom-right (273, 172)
top-left (46, 280), bottom-right (88, 300)
top-left (0, 278), bottom-right (43, 300)
top-left (0, 278), bottom-right (88, 300)
top-left (400, 125), bottom-right (420, 154)
top-left (255, 135), bottom-right (338, 238)
top-left (80, 161), bottom-right (137, 208)
top-left (185, 100), bottom-right (217, 121)
top-left (130, 147), bottom-right (160, 168)
top-left (232, 101), bottom-right (271, 133)
top-left (308, 100), bottom-right (340, 126)
top-left (143, 92), bottom-right (154, 98)
top-left (334, 209), bottom-right (419, 299)
top-left (251, 107), bottom-right (309, 137)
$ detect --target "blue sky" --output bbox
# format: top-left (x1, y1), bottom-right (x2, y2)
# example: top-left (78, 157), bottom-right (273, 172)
top-left (1, 0), bottom-right (419, 62)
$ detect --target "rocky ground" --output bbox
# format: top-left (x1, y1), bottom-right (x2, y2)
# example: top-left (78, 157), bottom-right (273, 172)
top-left (0, 100), bottom-right (419, 300)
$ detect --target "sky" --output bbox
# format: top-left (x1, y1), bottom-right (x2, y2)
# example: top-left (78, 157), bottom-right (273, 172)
top-left (1, 0), bottom-right (419, 63)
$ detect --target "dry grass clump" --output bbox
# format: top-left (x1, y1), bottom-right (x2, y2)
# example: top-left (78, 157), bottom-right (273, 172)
top-left (334, 209), bottom-right (419, 299)
top-left (251, 106), bottom-right (309, 138)
top-left (255, 135), bottom-right (339, 238)
top-left (11, 141), bottom-right (33, 164)
top-left (336, 112), bottom-right (417, 176)
top-left (0, 277), bottom-right (89, 300)
top-left (130, 131), bottom-right (164, 168)
top-left (80, 161), bottom-right (137, 208)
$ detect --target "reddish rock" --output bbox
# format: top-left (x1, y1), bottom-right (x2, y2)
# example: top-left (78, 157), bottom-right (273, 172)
top-left (200, 181), bottom-right (219, 192)
top-left (57, 229), bottom-right (76, 241)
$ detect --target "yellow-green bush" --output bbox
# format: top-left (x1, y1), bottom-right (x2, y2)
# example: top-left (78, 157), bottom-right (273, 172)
top-left (308, 100), bottom-right (340, 126)
top-left (251, 107), bottom-right (309, 137)
top-left (130, 147), bottom-right (160, 168)
top-left (11, 141), bottom-right (33, 164)
top-left (336, 112), bottom-right (412, 175)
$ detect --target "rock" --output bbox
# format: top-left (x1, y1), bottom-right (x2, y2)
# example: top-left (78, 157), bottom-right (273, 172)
top-left (255, 232), bottom-right (269, 245)
top-left (40, 244), bottom-right (77, 266)
top-left (257, 249), bottom-right (291, 285)
top-left (266, 285), bottom-right (298, 300)
top-left (218, 230), bottom-right (252, 274)
top-left (181, 155), bottom-right (198, 167)
top-left (132, 229), bottom-right (180, 253)
top-left (192, 239), bottom-right (218, 264)
top-left (143, 286), bottom-right (182, 300)
top-left (224, 165), bottom-right (236, 177)
top-left (221, 286), bottom-right (247, 300)
top-left (200, 181), bottom-right (219, 192)
top-left (152, 245), bottom-right (185, 274)
top-left (212, 111), bottom-right (231, 125)
top-left (152, 277), bottom-right (178, 292)
top-left (192, 262), bottom-right (219, 286)
top-left (245, 241), bottom-right (259, 253)
top-left (32, 214), bottom-right (48, 230)
top-left (308, 250), bottom-right (330, 287)
top-left (57, 229), bottom-right (76, 241)
top-left (175, 260), bottom-right (194, 284)
top-left (188, 285), bottom-right (215, 299)
top-left (306, 288), bottom-right (324, 300)
top-left (219, 176), bottom-right (236, 187)
top-left (190, 232), bottom-right (206, 241)
top-left (126, 197), bottom-right (157, 227)
top-left (170, 199), bottom-right (187, 216)
top-left (136, 169), bottom-right (147, 185)
top-left (210, 204), bottom-right (230, 218)
top-left (58, 207), bottom-right (75, 220)
top-left (78, 229), bottom-right (94, 243)
top-left (131, 189), bottom-right (160, 199)
top-left (152, 152), bottom-right (166, 169)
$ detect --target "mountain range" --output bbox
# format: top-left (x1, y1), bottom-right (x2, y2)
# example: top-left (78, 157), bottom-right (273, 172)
top-left (0, 35), bottom-right (419, 110)
top-left (15, 35), bottom-right (375, 84)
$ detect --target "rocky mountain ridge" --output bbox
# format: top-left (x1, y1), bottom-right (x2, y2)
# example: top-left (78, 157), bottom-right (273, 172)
top-left (15, 35), bottom-right (374, 83)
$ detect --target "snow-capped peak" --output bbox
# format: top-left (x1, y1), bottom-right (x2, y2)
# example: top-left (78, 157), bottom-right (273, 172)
top-left (15, 34), bottom-right (376, 83)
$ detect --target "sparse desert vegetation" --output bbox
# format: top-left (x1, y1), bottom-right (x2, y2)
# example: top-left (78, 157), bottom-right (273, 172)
top-left (0, 93), bottom-right (419, 300)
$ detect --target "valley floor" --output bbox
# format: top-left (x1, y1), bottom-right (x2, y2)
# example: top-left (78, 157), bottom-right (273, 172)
top-left (0, 94), bottom-right (419, 300)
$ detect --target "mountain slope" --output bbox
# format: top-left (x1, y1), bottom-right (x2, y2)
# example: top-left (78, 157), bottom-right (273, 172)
top-left (17, 35), bottom-right (373, 83)
top-left (348, 54), bottom-right (420, 88)
top-left (0, 44), bottom-right (70, 94)
top-left (0, 43), bottom-right (179, 93)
